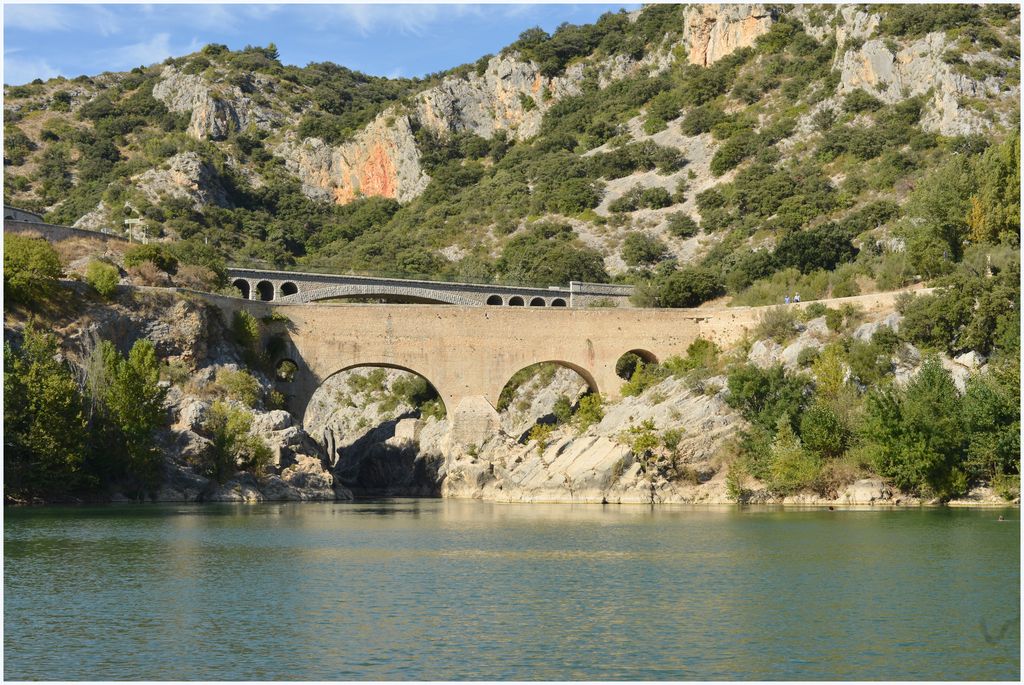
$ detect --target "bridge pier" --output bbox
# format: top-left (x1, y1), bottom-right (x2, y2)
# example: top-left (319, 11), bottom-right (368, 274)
top-left (445, 396), bottom-right (502, 451)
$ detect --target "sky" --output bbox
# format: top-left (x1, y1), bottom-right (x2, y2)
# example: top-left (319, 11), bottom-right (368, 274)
top-left (3, 2), bottom-right (640, 85)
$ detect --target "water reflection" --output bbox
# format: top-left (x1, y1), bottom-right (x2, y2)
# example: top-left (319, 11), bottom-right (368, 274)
top-left (5, 500), bottom-right (1019, 680)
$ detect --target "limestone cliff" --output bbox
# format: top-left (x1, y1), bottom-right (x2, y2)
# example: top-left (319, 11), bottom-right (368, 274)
top-left (276, 113), bottom-right (428, 204)
top-left (837, 33), bottom-right (1018, 135)
top-left (152, 66), bottom-right (284, 140)
top-left (681, 4), bottom-right (776, 67)
top-left (415, 54), bottom-right (586, 140)
top-left (133, 152), bottom-right (231, 209)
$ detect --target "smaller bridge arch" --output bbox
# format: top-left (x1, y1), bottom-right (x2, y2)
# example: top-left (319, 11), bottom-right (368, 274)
top-left (255, 280), bottom-right (274, 301)
top-left (486, 295), bottom-right (503, 305)
top-left (615, 349), bottom-right (659, 380)
top-left (232, 279), bottom-right (251, 299)
top-left (508, 296), bottom-right (525, 306)
top-left (529, 297), bottom-right (545, 307)
top-left (280, 282), bottom-right (298, 298)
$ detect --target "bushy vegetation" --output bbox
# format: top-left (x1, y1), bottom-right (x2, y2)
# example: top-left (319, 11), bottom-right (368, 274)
top-left (5, 325), bottom-right (167, 500)
top-left (85, 259), bottom-right (120, 298)
top-left (197, 401), bottom-right (273, 483)
top-left (4, 235), bottom-right (63, 304)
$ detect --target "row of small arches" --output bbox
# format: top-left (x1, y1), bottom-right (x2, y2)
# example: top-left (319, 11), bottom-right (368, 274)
top-left (234, 279), bottom-right (297, 301)
top-left (486, 295), bottom-right (567, 307)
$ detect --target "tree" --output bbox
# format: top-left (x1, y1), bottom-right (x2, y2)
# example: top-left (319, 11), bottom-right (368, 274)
top-left (799, 401), bottom-right (850, 458)
top-left (621, 232), bottom-right (667, 266)
top-left (768, 418), bottom-right (820, 494)
top-left (4, 324), bottom-right (89, 499)
top-left (726, 363), bottom-right (808, 432)
top-left (966, 132), bottom-right (1020, 244)
top-left (962, 358), bottom-right (1020, 483)
top-left (496, 222), bottom-right (609, 286)
top-left (656, 268), bottom-right (723, 307)
top-left (199, 401), bottom-right (273, 484)
top-left (4, 234), bottom-right (63, 304)
top-left (98, 340), bottom-right (168, 495)
top-left (861, 357), bottom-right (967, 498)
top-left (774, 223), bottom-right (857, 274)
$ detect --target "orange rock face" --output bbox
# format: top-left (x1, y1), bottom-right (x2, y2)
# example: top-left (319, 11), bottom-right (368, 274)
top-left (333, 141), bottom-right (399, 204)
top-left (281, 113), bottom-right (428, 206)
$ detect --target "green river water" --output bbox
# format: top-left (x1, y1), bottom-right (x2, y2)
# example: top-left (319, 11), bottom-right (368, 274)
top-left (3, 500), bottom-right (1020, 680)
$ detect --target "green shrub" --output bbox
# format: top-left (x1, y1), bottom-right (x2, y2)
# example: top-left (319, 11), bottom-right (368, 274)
top-left (621, 361), bottom-right (669, 397)
top-left (640, 186), bottom-right (672, 208)
top-left (666, 212), bottom-right (699, 238)
top-left (4, 234), bottom-right (62, 304)
top-left (754, 306), bottom-right (799, 343)
top-left (199, 401), bottom-right (273, 483)
top-left (621, 232), bottom-right (668, 266)
top-left (621, 419), bottom-right (659, 458)
top-left (796, 346), bottom-right (820, 368)
top-left (573, 393), bottom-right (604, 432)
top-left (842, 88), bottom-right (883, 113)
top-left (123, 244), bottom-right (178, 273)
top-left (216, 368), bottom-right (262, 407)
top-left (85, 259), bottom-right (120, 298)
top-left (528, 422), bottom-right (556, 448)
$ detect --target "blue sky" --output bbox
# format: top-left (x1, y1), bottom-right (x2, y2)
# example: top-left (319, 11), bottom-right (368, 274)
top-left (4, 3), bottom-right (639, 85)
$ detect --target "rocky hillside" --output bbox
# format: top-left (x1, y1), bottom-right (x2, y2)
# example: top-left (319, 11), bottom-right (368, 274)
top-left (4, 4), bottom-right (1020, 300)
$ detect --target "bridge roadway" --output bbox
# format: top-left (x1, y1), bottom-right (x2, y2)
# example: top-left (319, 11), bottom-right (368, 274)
top-left (226, 267), bottom-right (635, 308)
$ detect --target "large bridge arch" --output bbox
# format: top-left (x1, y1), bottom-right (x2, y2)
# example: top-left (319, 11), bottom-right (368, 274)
top-left (492, 359), bottom-right (600, 412)
top-left (278, 284), bottom-right (478, 306)
top-left (301, 361), bottom-right (449, 427)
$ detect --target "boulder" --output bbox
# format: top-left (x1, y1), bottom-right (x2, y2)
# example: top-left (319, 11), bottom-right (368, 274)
top-left (780, 336), bottom-right (824, 370)
top-left (203, 473), bottom-right (264, 502)
top-left (838, 478), bottom-right (892, 504)
top-left (748, 339), bottom-right (783, 369)
top-left (251, 410), bottom-right (293, 434)
top-left (955, 350), bottom-right (986, 370)
top-left (176, 399), bottom-right (210, 432)
top-left (804, 316), bottom-right (831, 339)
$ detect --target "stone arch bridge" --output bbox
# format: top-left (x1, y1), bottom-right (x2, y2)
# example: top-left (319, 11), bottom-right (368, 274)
top-left (206, 295), bottom-right (771, 446)
top-left (226, 267), bottom-right (634, 308)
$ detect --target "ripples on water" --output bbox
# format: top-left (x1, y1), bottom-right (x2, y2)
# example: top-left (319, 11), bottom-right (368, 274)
top-left (4, 500), bottom-right (1020, 680)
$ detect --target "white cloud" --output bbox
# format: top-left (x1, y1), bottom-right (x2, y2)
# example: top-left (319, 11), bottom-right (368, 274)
top-left (106, 33), bottom-right (174, 70)
top-left (314, 4), bottom-right (484, 37)
top-left (3, 56), bottom-right (61, 85)
top-left (86, 6), bottom-right (124, 38)
top-left (3, 5), bottom-right (74, 32)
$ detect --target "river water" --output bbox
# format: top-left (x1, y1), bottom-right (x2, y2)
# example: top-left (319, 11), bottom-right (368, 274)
top-left (4, 501), bottom-right (1019, 680)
